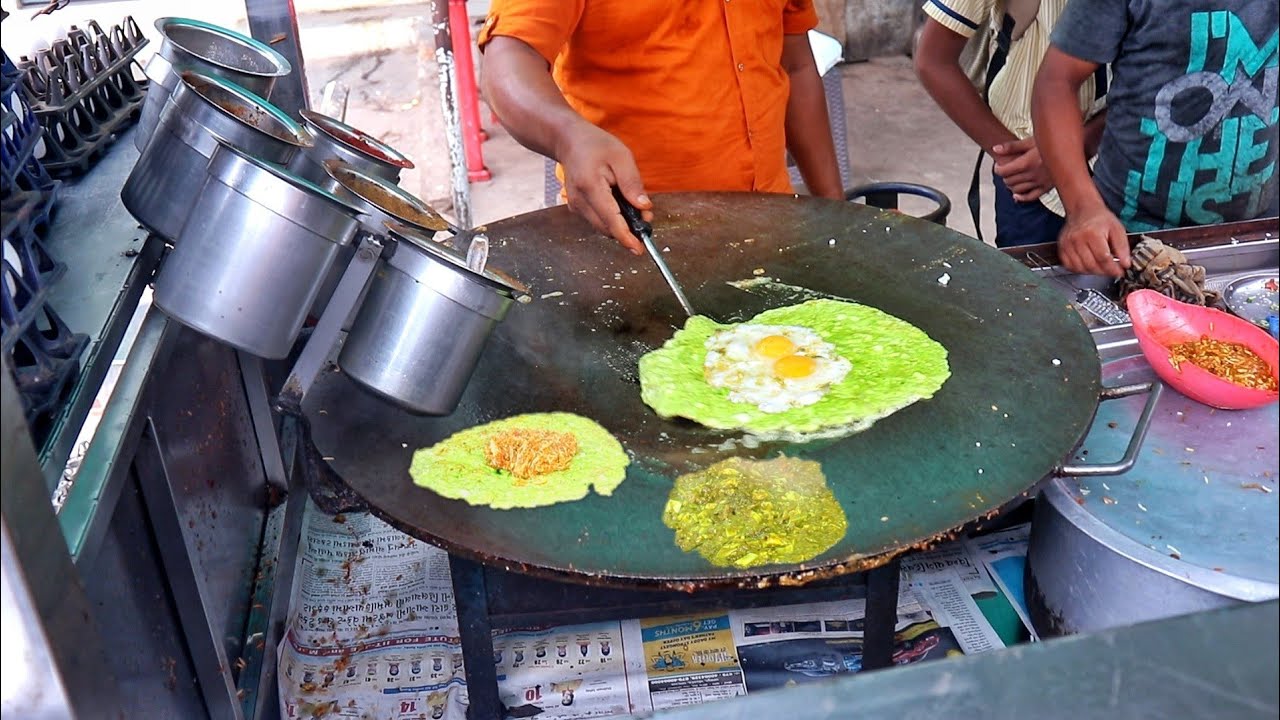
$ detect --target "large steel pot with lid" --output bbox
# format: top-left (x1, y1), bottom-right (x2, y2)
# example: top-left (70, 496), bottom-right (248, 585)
top-left (153, 146), bottom-right (364, 359)
top-left (339, 223), bottom-right (527, 415)
top-left (289, 110), bottom-right (415, 191)
top-left (136, 17), bottom-right (292, 152)
top-left (121, 70), bottom-right (312, 241)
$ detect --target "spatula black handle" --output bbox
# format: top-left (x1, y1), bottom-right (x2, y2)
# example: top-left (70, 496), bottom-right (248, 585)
top-left (611, 186), bottom-right (652, 240)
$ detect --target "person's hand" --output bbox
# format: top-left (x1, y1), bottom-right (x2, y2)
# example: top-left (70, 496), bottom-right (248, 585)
top-left (557, 124), bottom-right (652, 255)
top-left (991, 137), bottom-right (1054, 203)
top-left (1057, 203), bottom-right (1131, 278)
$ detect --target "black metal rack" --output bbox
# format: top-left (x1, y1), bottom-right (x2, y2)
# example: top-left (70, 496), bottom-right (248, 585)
top-left (16, 17), bottom-right (148, 177)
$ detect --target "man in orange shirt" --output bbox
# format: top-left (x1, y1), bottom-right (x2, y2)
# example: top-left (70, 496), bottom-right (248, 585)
top-left (478, 0), bottom-right (844, 254)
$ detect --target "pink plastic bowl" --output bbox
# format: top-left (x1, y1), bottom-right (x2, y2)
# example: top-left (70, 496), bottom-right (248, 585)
top-left (1127, 289), bottom-right (1279, 410)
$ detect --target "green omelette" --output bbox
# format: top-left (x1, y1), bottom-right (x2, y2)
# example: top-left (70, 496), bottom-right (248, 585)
top-left (638, 298), bottom-right (950, 436)
top-left (410, 412), bottom-right (630, 509)
top-left (664, 455), bottom-right (848, 568)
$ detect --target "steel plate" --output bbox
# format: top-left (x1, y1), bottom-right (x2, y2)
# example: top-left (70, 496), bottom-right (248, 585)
top-left (303, 193), bottom-right (1101, 589)
top-left (1222, 271), bottom-right (1279, 328)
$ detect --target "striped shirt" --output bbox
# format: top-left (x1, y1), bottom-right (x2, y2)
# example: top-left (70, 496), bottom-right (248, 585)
top-left (923, 0), bottom-right (1104, 216)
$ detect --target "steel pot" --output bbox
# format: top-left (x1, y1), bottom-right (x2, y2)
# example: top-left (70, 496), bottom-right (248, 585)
top-left (322, 159), bottom-right (450, 234)
top-left (122, 70), bottom-right (311, 242)
top-left (309, 159), bottom-right (452, 319)
top-left (339, 223), bottom-right (526, 415)
top-left (136, 17), bottom-right (292, 152)
top-left (288, 110), bottom-right (414, 191)
top-left (153, 146), bottom-right (364, 359)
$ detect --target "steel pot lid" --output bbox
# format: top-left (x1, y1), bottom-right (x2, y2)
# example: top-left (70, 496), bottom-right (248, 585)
top-left (302, 110), bottom-right (415, 170)
top-left (155, 17), bottom-right (291, 77)
top-left (211, 146), bottom-right (367, 218)
top-left (178, 70), bottom-right (311, 148)
top-left (386, 221), bottom-right (529, 300)
top-left (324, 160), bottom-right (447, 231)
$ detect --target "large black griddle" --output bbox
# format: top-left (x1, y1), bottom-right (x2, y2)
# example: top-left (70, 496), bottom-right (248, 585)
top-left (303, 193), bottom-right (1101, 589)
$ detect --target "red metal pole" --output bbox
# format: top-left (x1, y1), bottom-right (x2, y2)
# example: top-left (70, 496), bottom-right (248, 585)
top-left (449, 0), bottom-right (491, 182)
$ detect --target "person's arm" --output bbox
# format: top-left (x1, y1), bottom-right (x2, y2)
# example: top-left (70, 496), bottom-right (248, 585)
top-left (1083, 108), bottom-right (1107, 159)
top-left (1002, 108), bottom-right (1105, 202)
top-left (913, 18), bottom-right (1019, 155)
top-left (481, 35), bottom-right (649, 254)
top-left (781, 34), bottom-right (843, 200)
top-left (1032, 46), bottom-right (1129, 277)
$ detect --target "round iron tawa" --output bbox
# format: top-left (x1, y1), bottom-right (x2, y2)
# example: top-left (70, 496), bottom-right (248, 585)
top-left (303, 193), bottom-right (1101, 589)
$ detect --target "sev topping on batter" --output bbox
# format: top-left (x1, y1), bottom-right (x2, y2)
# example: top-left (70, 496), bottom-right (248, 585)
top-left (1168, 336), bottom-right (1278, 392)
top-left (484, 428), bottom-right (579, 483)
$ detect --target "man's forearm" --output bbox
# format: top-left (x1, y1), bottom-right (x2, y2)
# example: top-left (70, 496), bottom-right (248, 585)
top-left (914, 21), bottom-right (1018, 154)
top-left (782, 36), bottom-right (843, 199)
top-left (481, 36), bottom-right (592, 161)
top-left (1032, 47), bottom-right (1106, 215)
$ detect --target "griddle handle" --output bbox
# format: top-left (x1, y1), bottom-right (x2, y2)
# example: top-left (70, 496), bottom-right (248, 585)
top-left (1056, 381), bottom-right (1163, 477)
top-left (612, 186), bottom-right (652, 241)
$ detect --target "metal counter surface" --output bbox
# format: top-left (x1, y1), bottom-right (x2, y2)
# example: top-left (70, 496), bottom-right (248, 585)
top-left (35, 128), bottom-right (163, 491)
top-left (1060, 355), bottom-right (1277, 590)
top-left (1028, 229), bottom-right (1279, 634)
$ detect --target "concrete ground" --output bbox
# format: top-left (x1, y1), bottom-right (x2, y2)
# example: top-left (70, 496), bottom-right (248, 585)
top-left (296, 11), bottom-right (999, 242)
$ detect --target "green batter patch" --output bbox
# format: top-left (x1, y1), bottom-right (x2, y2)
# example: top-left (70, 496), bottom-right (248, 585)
top-left (410, 412), bottom-right (630, 509)
top-left (664, 456), bottom-right (847, 568)
top-left (639, 298), bottom-right (950, 436)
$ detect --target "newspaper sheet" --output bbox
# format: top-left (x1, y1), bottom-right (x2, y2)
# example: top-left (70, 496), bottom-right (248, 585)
top-left (900, 541), bottom-right (996, 596)
top-left (908, 569), bottom-right (1004, 655)
top-left (727, 589), bottom-right (960, 692)
top-left (964, 523), bottom-right (1039, 641)
top-left (635, 613), bottom-right (747, 710)
top-left (279, 506), bottom-right (469, 720)
top-left (902, 543), bottom-right (1006, 655)
top-left (280, 506), bottom-right (1010, 719)
top-left (494, 621), bottom-right (636, 718)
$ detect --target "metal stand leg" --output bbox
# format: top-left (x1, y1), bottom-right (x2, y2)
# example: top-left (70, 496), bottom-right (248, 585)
top-left (278, 234), bottom-right (384, 405)
top-left (239, 352), bottom-right (288, 492)
top-left (449, 555), bottom-right (504, 720)
top-left (861, 557), bottom-right (902, 671)
top-left (135, 419), bottom-right (246, 720)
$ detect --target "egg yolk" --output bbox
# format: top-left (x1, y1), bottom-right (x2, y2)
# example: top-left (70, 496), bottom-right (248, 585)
top-left (774, 354), bottom-right (817, 379)
top-left (754, 335), bottom-right (797, 359)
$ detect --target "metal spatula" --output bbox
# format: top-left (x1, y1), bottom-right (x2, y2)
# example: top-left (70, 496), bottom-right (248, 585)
top-left (612, 187), bottom-right (697, 317)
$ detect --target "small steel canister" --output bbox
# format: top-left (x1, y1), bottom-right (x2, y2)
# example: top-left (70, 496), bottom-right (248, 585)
top-left (289, 110), bottom-right (415, 194)
top-left (153, 146), bottom-right (364, 359)
top-left (136, 17), bottom-right (291, 152)
top-left (310, 160), bottom-right (452, 319)
top-left (122, 70), bottom-right (311, 242)
top-left (339, 223), bottom-right (527, 415)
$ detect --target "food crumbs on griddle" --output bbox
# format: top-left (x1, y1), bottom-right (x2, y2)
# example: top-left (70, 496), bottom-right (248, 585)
top-left (1167, 336), bottom-right (1278, 391)
top-left (484, 428), bottom-right (579, 484)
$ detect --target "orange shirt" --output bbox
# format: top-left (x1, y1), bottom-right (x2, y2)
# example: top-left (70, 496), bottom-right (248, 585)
top-left (478, 0), bottom-right (818, 194)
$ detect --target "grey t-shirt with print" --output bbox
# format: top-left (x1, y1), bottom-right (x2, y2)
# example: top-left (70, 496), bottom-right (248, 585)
top-left (1051, 0), bottom-right (1279, 231)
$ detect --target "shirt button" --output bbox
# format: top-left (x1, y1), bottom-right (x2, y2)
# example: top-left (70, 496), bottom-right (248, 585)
top-left (737, 63), bottom-right (744, 72)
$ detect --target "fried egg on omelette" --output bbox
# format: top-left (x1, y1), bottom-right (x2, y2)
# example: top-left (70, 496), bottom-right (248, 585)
top-left (703, 324), bottom-right (851, 413)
